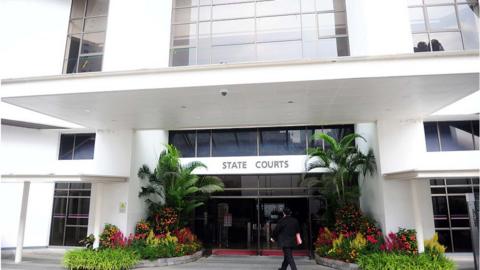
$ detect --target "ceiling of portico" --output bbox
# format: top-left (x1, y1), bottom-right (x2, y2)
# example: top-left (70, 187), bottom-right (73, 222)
top-left (3, 73), bottom-right (478, 130)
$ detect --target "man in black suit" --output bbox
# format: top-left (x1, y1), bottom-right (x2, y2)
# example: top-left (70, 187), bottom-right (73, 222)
top-left (271, 208), bottom-right (300, 270)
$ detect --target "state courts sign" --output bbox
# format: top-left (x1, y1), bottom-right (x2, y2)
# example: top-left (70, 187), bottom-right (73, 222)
top-left (180, 155), bottom-right (317, 175)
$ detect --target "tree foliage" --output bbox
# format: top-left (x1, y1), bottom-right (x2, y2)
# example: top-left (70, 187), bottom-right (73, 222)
top-left (305, 133), bottom-right (376, 204)
top-left (138, 145), bottom-right (224, 223)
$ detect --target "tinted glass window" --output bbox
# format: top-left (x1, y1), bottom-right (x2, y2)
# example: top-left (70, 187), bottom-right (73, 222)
top-left (212, 129), bottom-right (257, 156)
top-left (64, 0), bottom-right (109, 73)
top-left (436, 230), bottom-right (453, 251)
top-left (73, 134), bottom-right (96, 159)
top-left (197, 131), bottom-right (211, 157)
top-left (169, 131), bottom-right (196, 157)
top-left (59, 134), bottom-right (75, 160)
top-left (439, 121), bottom-right (475, 151)
top-left (259, 128), bottom-right (306, 155)
top-left (452, 230), bottom-right (472, 252)
top-left (424, 122), bottom-right (440, 151)
top-left (473, 120), bottom-right (479, 150)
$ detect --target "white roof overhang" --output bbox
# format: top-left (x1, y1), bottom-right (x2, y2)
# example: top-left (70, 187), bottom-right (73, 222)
top-left (1, 51), bottom-right (478, 130)
top-left (1, 174), bottom-right (128, 183)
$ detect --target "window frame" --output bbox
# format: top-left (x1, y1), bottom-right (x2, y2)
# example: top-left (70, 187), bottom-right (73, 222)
top-left (58, 133), bottom-right (96, 160)
top-left (63, 0), bottom-right (109, 73)
top-left (170, 0), bottom-right (350, 66)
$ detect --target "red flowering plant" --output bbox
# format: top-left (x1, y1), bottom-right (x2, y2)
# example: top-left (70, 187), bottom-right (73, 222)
top-left (134, 220), bottom-right (151, 240)
top-left (173, 227), bottom-right (197, 244)
top-left (99, 224), bottom-right (130, 249)
top-left (315, 227), bottom-right (338, 256)
top-left (151, 207), bottom-right (179, 234)
top-left (380, 228), bottom-right (418, 255)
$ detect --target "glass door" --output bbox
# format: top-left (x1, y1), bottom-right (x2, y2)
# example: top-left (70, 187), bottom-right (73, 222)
top-left (258, 198), bottom-right (309, 252)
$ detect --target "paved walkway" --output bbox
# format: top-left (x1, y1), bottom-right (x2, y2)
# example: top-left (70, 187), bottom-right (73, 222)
top-left (1, 248), bottom-right (332, 270)
top-left (1, 248), bottom-right (475, 270)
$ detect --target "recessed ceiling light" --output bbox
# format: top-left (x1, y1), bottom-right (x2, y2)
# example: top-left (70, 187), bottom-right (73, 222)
top-left (181, 105), bottom-right (187, 109)
top-left (288, 101), bottom-right (294, 104)
top-left (84, 109), bottom-right (91, 113)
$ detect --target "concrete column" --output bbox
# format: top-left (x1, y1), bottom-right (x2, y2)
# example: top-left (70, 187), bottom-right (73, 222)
top-left (410, 180), bottom-right (425, 253)
top-left (90, 183), bottom-right (104, 248)
top-left (15, 181), bottom-right (30, 263)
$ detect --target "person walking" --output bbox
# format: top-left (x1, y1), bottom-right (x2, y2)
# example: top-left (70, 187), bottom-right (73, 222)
top-left (271, 207), bottom-right (301, 270)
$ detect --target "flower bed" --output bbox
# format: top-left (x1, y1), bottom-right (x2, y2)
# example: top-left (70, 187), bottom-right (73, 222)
top-left (314, 204), bottom-right (455, 270)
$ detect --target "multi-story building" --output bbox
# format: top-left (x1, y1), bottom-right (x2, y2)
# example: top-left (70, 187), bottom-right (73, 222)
top-left (1, 0), bottom-right (478, 261)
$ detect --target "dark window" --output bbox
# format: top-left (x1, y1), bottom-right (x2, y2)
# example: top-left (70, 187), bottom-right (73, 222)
top-left (196, 131), bottom-right (211, 157)
top-left (212, 129), bottom-right (257, 156)
top-left (430, 177), bottom-right (479, 252)
top-left (50, 182), bottom-right (91, 246)
top-left (64, 0), bottom-right (109, 73)
top-left (424, 122), bottom-right (440, 151)
top-left (259, 127), bottom-right (306, 155)
top-left (169, 131), bottom-right (195, 157)
top-left (439, 121), bottom-right (475, 151)
top-left (59, 134), bottom-right (95, 160)
top-left (308, 127), bottom-right (324, 149)
top-left (424, 121), bottom-right (477, 152)
top-left (323, 125), bottom-right (354, 150)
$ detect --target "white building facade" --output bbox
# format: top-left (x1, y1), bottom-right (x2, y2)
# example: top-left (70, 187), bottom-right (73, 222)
top-left (0, 0), bottom-right (478, 258)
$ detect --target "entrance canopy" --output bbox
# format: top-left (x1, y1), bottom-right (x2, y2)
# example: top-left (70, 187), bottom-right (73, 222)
top-left (1, 52), bottom-right (478, 130)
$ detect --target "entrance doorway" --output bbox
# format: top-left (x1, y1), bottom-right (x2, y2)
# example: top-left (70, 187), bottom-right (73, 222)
top-left (191, 174), bottom-right (327, 256)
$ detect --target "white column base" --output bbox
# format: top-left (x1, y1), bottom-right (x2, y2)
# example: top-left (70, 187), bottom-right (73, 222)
top-left (15, 181), bottom-right (30, 263)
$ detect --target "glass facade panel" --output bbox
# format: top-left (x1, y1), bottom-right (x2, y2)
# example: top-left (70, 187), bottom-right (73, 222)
top-left (169, 131), bottom-right (196, 157)
top-left (170, 125), bottom-right (354, 157)
top-left (212, 129), bottom-right (257, 156)
top-left (83, 17), bottom-right (107, 32)
top-left (170, 0), bottom-right (350, 66)
top-left (81, 32), bottom-right (106, 54)
top-left (436, 230), bottom-right (453, 251)
top-left (257, 41), bottom-right (303, 61)
top-left (458, 4), bottom-right (480, 50)
top-left (259, 128), bottom-right (306, 155)
top-left (439, 121), bottom-right (475, 151)
top-left (316, 0), bottom-right (346, 11)
top-left (256, 15), bottom-right (301, 42)
top-left (212, 3), bottom-right (254, 20)
top-left (317, 12), bottom-right (347, 37)
top-left (173, 24), bottom-right (197, 46)
top-left (427, 6), bottom-right (459, 31)
top-left (85, 0), bottom-right (109, 16)
top-left (212, 19), bottom-right (255, 45)
top-left (211, 43), bottom-right (256, 64)
top-left (413, 33), bottom-right (432, 52)
top-left (78, 55), bottom-right (103, 73)
top-left (429, 32), bottom-right (463, 51)
top-left (256, 0), bottom-right (300, 16)
top-left (171, 48), bottom-right (197, 66)
top-left (409, 7), bottom-right (426, 33)
top-left (408, 1), bottom-right (479, 52)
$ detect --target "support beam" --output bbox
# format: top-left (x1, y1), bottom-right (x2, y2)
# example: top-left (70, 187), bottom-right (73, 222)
top-left (410, 180), bottom-right (425, 253)
top-left (90, 183), bottom-right (104, 248)
top-left (15, 181), bottom-right (30, 263)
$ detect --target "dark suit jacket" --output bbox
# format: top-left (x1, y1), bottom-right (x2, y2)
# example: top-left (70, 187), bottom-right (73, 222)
top-left (272, 216), bottom-right (300, 248)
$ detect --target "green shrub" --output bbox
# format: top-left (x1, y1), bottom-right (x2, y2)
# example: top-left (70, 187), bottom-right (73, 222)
top-left (63, 248), bottom-right (139, 270)
top-left (357, 252), bottom-right (455, 270)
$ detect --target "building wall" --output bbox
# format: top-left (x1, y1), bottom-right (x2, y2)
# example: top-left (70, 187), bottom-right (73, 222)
top-left (345, 0), bottom-right (413, 56)
top-left (1, 125), bottom-right (133, 177)
top-left (0, 0), bottom-right (71, 78)
top-left (102, 0), bottom-right (173, 71)
top-left (0, 182), bottom-right (54, 248)
top-left (125, 130), bottom-right (169, 235)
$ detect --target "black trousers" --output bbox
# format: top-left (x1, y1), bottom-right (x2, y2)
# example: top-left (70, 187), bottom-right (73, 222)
top-left (280, 247), bottom-right (297, 270)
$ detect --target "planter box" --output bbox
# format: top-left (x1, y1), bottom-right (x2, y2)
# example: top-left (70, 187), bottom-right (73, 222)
top-left (314, 254), bottom-right (359, 270)
top-left (135, 250), bottom-right (203, 268)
